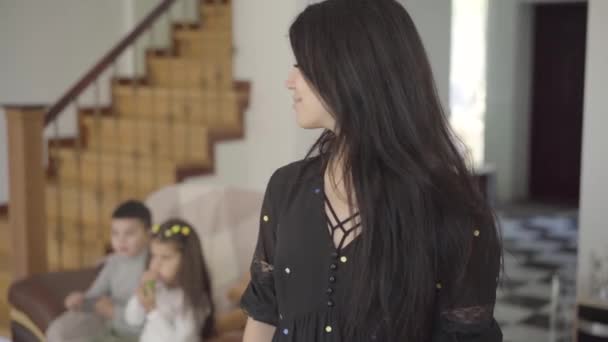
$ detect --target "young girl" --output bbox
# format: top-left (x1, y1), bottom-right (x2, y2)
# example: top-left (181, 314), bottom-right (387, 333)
top-left (240, 0), bottom-right (502, 341)
top-left (125, 218), bottom-right (216, 342)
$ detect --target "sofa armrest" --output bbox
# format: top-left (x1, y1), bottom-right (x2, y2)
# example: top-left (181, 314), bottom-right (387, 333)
top-left (8, 268), bottom-right (98, 334)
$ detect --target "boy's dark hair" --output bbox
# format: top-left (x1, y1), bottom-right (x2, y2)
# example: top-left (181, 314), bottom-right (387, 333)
top-left (111, 200), bottom-right (152, 228)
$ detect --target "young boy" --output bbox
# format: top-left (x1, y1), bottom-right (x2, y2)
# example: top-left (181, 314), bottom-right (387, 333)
top-left (46, 200), bottom-right (152, 342)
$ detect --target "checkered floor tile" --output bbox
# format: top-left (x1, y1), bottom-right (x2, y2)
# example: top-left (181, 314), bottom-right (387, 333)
top-left (496, 210), bottom-right (578, 342)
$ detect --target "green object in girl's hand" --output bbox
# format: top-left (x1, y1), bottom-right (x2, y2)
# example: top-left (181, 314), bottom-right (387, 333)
top-left (145, 280), bottom-right (156, 297)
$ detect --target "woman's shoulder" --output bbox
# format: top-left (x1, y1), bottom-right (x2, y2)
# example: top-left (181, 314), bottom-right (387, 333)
top-left (269, 156), bottom-right (323, 186)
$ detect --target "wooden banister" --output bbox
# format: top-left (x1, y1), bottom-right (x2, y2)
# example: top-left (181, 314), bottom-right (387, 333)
top-left (43, 0), bottom-right (178, 126)
top-left (4, 106), bottom-right (48, 279)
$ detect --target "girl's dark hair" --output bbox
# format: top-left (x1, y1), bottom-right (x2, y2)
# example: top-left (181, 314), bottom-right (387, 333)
top-left (151, 218), bottom-right (216, 339)
top-left (289, 0), bottom-right (501, 340)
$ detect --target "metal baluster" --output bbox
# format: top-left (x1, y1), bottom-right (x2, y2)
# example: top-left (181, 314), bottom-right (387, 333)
top-left (166, 9), bottom-right (177, 164)
top-left (111, 62), bottom-right (123, 200)
top-left (196, 0), bottom-right (202, 25)
top-left (51, 107), bottom-right (64, 270)
top-left (132, 41), bottom-right (141, 198)
top-left (94, 80), bottom-right (104, 258)
top-left (182, 0), bottom-right (189, 23)
top-left (148, 26), bottom-right (160, 190)
top-left (73, 99), bottom-right (85, 267)
top-left (215, 0), bottom-right (224, 129)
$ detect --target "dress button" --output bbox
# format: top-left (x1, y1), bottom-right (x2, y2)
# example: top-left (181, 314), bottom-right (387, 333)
top-left (331, 252), bottom-right (339, 259)
top-left (325, 325), bottom-right (333, 333)
top-left (330, 263), bottom-right (337, 270)
top-left (283, 328), bottom-right (289, 335)
top-left (326, 287), bottom-right (334, 295)
top-left (263, 215), bottom-right (269, 222)
top-left (340, 256), bottom-right (348, 263)
top-left (329, 276), bottom-right (336, 283)
top-left (285, 267), bottom-right (291, 274)
top-left (327, 300), bottom-right (334, 307)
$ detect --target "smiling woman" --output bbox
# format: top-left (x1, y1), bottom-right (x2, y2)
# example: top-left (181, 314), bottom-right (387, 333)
top-left (240, 0), bottom-right (503, 341)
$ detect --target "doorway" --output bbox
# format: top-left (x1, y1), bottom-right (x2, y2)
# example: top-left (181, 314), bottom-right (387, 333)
top-left (528, 2), bottom-right (587, 205)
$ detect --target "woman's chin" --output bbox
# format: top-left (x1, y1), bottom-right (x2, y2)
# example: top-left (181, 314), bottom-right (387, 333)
top-left (295, 113), bottom-right (323, 129)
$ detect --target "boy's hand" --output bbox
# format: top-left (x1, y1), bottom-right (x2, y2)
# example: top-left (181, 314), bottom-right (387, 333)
top-left (94, 296), bottom-right (114, 319)
top-left (65, 292), bottom-right (85, 310)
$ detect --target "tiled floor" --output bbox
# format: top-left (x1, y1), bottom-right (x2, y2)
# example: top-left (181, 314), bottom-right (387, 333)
top-left (496, 206), bottom-right (578, 342)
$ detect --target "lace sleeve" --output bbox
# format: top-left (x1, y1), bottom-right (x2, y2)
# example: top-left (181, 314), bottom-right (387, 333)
top-left (240, 170), bottom-right (280, 326)
top-left (433, 221), bottom-right (503, 341)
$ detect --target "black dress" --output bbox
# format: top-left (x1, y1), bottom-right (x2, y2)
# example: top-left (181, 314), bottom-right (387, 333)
top-left (241, 157), bottom-right (502, 341)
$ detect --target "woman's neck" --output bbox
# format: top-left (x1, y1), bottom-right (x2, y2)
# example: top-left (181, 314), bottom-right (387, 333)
top-left (325, 154), bottom-right (357, 210)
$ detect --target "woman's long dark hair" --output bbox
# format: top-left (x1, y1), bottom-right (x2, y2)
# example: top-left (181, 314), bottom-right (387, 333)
top-left (289, 0), bottom-right (501, 340)
top-left (152, 218), bottom-right (216, 339)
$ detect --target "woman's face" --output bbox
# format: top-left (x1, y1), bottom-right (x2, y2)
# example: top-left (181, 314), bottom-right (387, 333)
top-left (286, 65), bottom-right (335, 130)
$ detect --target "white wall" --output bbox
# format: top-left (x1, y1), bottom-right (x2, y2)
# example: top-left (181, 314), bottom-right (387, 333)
top-left (401, 0), bottom-right (452, 112)
top-left (485, 0), bottom-right (534, 203)
top-left (0, 0), bottom-right (135, 203)
top-left (576, 0), bottom-right (608, 299)
top-left (188, 0), bottom-right (302, 190)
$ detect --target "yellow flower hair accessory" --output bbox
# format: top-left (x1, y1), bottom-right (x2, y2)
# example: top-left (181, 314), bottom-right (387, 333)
top-left (151, 224), bottom-right (160, 233)
top-left (181, 226), bottom-right (191, 236)
top-left (171, 225), bottom-right (181, 234)
top-left (164, 230), bottom-right (173, 237)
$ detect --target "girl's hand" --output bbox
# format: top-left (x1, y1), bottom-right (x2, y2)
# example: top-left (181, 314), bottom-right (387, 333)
top-left (137, 270), bottom-right (158, 313)
top-left (137, 285), bottom-right (156, 313)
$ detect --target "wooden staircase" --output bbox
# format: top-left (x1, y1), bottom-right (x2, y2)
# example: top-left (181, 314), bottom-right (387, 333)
top-left (49, 0), bottom-right (246, 269)
top-left (1, 0), bottom-right (248, 335)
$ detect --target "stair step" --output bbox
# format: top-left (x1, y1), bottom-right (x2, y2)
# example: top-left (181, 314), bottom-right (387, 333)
top-left (47, 235), bottom-right (106, 270)
top-left (200, 1), bottom-right (232, 31)
top-left (147, 55), bottom-right (232, 88)
top-left (173, 28), bottom-right (232, 60)
top-left (46, 183), bottom-right (135, 229)
top-left (53, 148), bottom-right (179, 197)
top-left (112, 85), bottom-right (242, 127)
top-left (81, 116), bottom-right (212, 163)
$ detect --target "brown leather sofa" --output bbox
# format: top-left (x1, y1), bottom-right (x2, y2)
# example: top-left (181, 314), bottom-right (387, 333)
top-left (8, 268), bottom-right (244, 342)
top-left (8, 268), bottom-right (98, 342)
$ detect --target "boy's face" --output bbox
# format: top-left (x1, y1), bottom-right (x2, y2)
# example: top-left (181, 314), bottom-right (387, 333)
top-left (111, 218), bottom-right (148, 257)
